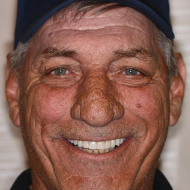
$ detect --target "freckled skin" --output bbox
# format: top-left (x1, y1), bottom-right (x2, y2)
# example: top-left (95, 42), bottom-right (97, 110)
top-left (71, 70), bottom-right (124, 127)
top-left (6, 6), bottom-right (185, 190)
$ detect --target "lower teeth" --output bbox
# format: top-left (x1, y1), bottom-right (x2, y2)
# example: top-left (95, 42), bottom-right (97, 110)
top-left (75, 145), bottom-right (117, 154)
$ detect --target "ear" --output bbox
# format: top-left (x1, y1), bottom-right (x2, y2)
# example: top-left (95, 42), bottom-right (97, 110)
top-left (169, 53), bottom-right (186, 126)
top-left (5, 53), bottom-right (21, 127)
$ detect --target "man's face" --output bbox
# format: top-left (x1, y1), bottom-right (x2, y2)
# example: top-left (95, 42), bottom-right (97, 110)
top-left (10, 6), bottom-right (176, 190)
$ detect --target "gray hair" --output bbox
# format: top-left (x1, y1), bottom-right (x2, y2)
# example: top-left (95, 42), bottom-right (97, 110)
top-left (10, 42), bottom-right (29, 73)
top-left (157, 30), bottom-right (177, 78)
top-left (10, 30), bottom-right (177, 78)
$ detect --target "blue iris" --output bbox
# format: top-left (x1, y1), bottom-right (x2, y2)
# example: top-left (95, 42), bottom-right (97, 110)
top-left (53, 68), bottom-right (67, 75)
top-left (125, 69), bottom-right (138, 75)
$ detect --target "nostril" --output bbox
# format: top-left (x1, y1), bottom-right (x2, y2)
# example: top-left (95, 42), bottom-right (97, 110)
top-left (113, 101), bottom-right (124, 120)
top-left (70, 103), bottom-right (81, 120)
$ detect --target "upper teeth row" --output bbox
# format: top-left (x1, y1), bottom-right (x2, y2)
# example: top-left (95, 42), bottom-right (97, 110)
top-left (68, 138), bottom-right (125, 150)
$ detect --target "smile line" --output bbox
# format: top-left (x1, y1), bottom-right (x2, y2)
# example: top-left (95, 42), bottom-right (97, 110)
top-left (68, 138), bottom-right (125, 154)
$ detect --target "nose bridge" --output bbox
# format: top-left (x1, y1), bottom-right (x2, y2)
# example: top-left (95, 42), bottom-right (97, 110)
top-left (83, 69), bottom-right (109, 97)
top-left (71, 69), bottom-right (124, 127)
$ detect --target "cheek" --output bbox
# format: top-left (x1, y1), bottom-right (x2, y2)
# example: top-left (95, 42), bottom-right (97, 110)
top-left (118, 84), bottom-right (169, 123)
top-left (27, 84), bottom-right (76, 124)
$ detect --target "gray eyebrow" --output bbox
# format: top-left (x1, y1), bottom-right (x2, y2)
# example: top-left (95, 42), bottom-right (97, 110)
top-left (114, 48), bottom-right (152, 59)
top-left (40, 47), bottom-right (152, 61)
top-left (41, 47), bottom-right (78, 58)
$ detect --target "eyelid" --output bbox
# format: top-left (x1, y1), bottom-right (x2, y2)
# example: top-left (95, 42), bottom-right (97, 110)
top-left (107, 65), bottom-right (152, 87)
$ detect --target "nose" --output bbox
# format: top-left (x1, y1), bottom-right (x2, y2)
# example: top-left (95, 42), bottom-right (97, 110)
top-left (71, 70), bottom-right (124, 127)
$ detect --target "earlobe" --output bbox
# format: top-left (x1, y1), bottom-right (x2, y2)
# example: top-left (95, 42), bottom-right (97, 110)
top-left (169, 53), bottom-right (186, 126)
top-left (5, 54), bottom-right (21, 127)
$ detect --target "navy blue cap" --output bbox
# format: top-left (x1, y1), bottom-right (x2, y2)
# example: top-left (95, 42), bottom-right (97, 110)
top-left (14, 0), bottom-right (174, 49)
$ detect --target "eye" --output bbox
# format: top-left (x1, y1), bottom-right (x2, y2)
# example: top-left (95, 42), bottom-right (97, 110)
top-left (124, 69), bottom-right (140, 75)
top-left (51, 68), bottom-right (68, 75)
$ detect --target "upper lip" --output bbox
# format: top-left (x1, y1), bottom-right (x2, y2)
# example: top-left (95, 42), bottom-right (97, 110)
top-left (50, 132), bottom-right (135, 142)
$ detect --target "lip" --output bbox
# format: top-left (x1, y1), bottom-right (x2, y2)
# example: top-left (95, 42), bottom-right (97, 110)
top-left (59, 136), bottom-right (134, 162)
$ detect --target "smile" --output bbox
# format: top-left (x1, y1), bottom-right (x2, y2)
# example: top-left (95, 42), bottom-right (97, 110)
top-left (68, 138), bottom-right (125, 154)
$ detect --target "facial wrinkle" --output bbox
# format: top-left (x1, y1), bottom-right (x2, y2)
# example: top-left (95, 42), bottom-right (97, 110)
top-left (41, 24), bottom-right (151, 37)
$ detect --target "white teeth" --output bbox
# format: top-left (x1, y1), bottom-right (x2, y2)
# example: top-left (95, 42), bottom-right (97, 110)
top-left (97, 141), bottom-right (106, 149)
top-left (78, 141), bottom-right (83, 147)
top-left (68, 138), bottom-right (125, 154)
top-left (110, 140), bottom-right (116, 148)
top-left (89, 141), bottom-right (97, 149)
top-left (83, 141), bottom-right (89, 149)
top-left (105, 141), bottom-right (111, 149)
top-left (116, 139), bottom-right (120, 146)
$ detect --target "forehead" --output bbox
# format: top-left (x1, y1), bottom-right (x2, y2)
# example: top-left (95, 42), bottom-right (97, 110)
top-left (30, 6), bottom-right (158, 55)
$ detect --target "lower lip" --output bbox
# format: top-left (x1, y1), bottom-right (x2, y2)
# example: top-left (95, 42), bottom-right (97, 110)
top-left (63, 137), bottom-right (134, 161)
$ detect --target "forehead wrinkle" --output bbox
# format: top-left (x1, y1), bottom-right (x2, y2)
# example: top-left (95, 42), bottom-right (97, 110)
top-left (45, 19), bottom-right (149, 33)
top-left (30, 6), bottom-right (159, 68)
top-left (44, 24), bottom-right (152, 41)
top-left (35, 7), bottom-right (154, 40)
